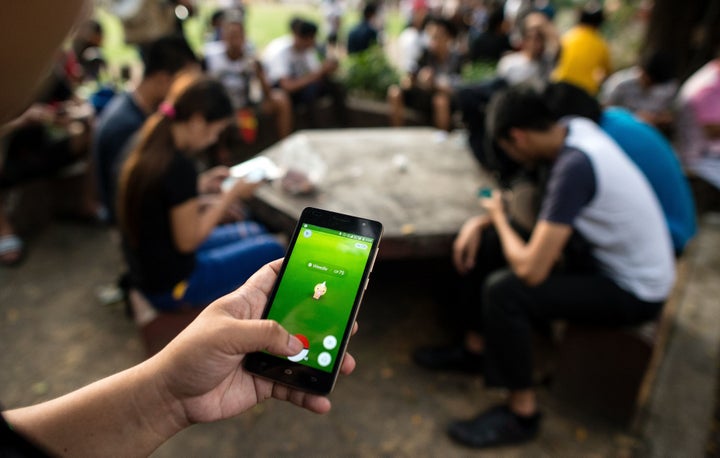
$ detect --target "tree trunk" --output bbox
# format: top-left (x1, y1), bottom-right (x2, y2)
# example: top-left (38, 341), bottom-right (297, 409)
top-left (643, 0), bottom-right (720, 80)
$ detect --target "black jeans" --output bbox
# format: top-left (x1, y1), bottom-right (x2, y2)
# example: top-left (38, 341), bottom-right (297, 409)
top-left (459, 225), bottom-right (664, 390)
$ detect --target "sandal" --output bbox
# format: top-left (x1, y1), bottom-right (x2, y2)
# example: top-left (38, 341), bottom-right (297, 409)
top-left (0, 234), bottom-right (25, 267)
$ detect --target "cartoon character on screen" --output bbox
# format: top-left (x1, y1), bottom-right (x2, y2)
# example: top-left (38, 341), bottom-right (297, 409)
top-left (313, 281), bottom-right (327, 299)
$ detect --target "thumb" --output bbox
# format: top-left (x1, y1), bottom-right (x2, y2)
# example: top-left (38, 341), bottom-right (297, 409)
top-left (233, 319), bottom-right (303, 356)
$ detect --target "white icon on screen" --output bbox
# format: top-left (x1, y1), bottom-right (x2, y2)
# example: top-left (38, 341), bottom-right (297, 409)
top-left (318, 352), bottom-right (332, 367)
top-left (323, 335), bottom-right (337, 350)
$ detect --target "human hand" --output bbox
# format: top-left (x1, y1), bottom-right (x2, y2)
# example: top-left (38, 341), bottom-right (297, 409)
top-left (481, 191), bottom-right (505, 223)
top-left (322, 59), bottom-right (339, 75)
top-left (416, 67), bottom-right (435, 90)
top-left (452, 215), bottom-right (490, 274)
top-left (226, 177), bottom-right (263, 201)
top-left (198, 166), bottom-right (230, 194)
top-left (148, 260), bottom-right (358, 427)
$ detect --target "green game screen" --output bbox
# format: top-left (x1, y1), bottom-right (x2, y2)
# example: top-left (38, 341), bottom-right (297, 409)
top-left (266, 223), bottom-right (374, 373)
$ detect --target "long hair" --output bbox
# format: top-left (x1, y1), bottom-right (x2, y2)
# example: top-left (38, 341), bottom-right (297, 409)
top-left (117, 75), bottom-right (233, 247)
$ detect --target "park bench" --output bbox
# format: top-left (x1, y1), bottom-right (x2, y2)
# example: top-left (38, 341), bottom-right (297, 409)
top-left (549, 257), bottom-right (689, 430)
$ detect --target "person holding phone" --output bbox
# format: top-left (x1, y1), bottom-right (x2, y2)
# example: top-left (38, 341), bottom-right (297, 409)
top-left (116, 75), bottom-right (285, 311)
top-left (1, 5), bottom-right (356, 453)
top-left (2, 260), bottom-right (358, 456)
top-left (414, 86), bottom-right (675, 448)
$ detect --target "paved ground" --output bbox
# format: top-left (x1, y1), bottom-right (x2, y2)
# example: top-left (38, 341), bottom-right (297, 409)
top-left (1, 216), bottom-right (718, 456)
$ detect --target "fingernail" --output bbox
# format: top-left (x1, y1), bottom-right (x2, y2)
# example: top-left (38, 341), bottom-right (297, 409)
top-left (288, 335), bottom-right (303, 353)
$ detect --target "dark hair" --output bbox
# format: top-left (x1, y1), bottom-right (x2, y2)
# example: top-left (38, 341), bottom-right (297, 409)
top-left (485, 7), bottom-right (505, 33)
top-left (363, 2), bottom-right (378, 20)
top-left (578, 3), bottom-right (604, 27)
top-left (486, 85), bottom-right (557, 142)
top-left (295, 19), bottom-right (318, 38)
top-left (289, 16), bottom-right (304, 33)
top-left (542, 82), bottom-right (602, 123)
top-left (118, 77), bottom-right (233, 246)
top-left (141, 35), bottom-right (197, 77)
top-left (428, 16), bottom-right (458, 39)
top-left (640, 50), bottom-right (676, 84)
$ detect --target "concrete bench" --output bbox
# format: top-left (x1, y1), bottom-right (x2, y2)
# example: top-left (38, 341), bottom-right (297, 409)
top-left (549, 258), bottom-right (689, 428)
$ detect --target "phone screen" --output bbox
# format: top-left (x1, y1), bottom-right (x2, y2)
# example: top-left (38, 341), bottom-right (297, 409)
top-left (245, 207), bottom-right (382, 393)
top-left (267, 223), bottom-right (375, 372)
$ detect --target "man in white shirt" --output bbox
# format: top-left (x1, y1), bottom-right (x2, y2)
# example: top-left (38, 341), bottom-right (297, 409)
top-left (263, 18), bottom-right (347, 127)
top-left (205, 10), bottom-right (292, 139)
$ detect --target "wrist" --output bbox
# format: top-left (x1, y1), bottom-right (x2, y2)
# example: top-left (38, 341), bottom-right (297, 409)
top-left (131, 359), bottom-right (190, 442)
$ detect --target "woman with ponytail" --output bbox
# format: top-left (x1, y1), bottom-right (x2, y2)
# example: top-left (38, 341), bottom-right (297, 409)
top-left (117, 75), bottom-right (284, 311)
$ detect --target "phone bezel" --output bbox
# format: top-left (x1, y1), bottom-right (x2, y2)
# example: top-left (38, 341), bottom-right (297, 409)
top-left (243, 207), bottom-right (383, 395)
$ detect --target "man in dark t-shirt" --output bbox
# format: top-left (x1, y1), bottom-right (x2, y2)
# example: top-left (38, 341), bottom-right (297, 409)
top-left (413, 86), bottom-right (675, 449)
top-left (92, 35), bottom-right (197, 221)
top-left (346, 3), bottom-right (379, 55)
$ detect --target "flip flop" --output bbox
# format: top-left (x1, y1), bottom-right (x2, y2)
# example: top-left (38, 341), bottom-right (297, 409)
top-left (0, 234), bottom-right (25, 267)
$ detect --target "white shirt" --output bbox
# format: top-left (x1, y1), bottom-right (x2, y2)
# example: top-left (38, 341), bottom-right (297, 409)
top-left (205, 42), bottom-right (259, 109)
top-left (263, 38), bottom-right (321, 86)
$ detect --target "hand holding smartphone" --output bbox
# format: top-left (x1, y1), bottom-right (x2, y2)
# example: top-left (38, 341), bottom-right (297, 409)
top-left (244, 207), bottom-right (383, 395)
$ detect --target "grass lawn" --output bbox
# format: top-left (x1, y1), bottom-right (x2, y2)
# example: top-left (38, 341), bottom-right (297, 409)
top-left (94, 3), bottom-right (401, 74)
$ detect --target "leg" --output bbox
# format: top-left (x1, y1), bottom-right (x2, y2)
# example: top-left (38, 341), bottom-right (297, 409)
top-left (387, 85), bottom-right (405, 127)
top-left (432, 92), bottom-right (451, 132)
top-left (0, 193), bottom-right (23, 266)
top-left (197, 221), bottom-right (271, 251)
top-left (181, 234), bottom-right (285, 306)
top-left (447, 269), bottom-right (663, 449)
top-left (264, 89), bottom-right (293, 139)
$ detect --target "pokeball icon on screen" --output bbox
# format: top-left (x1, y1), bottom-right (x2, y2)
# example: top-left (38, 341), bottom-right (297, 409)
top-left (287, 334), bottom-right (310, 362)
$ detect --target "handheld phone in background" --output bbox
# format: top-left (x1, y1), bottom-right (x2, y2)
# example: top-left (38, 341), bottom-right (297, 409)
top-left (244, 207), bottom-right (383, 395)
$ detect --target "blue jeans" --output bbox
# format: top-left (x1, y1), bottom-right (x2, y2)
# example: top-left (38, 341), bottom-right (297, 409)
top-left (146, 221), bottom-right (285, 311)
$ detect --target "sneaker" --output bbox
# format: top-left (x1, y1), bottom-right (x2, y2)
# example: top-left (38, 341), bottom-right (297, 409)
top-left (412, 344), bottom-right (484, 373)
top-left (448, 405), bottom-right (541, 448)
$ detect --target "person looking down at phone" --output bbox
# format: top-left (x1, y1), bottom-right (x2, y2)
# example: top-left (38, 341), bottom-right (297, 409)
top-left (117, 75), bottom-right (285, 312)
top-left (413, 86), bottom-right (675, 448)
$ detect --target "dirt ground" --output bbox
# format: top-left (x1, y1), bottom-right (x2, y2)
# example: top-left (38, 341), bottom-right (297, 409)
top-left (0, 221), bottom-right (649, 456)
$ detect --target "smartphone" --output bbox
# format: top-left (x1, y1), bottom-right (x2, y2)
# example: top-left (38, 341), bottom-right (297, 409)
top-left (244, 207), bottom-right (383, 395)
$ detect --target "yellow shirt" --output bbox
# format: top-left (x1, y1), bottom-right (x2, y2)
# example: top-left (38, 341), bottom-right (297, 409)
top-left (552, 25), bottom-right (611, 95)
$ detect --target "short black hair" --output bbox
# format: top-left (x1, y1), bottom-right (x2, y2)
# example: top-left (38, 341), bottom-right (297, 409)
top-left (428, 16), bottom-right (458, 39)
top-left (486, 85), bottom-right (558, 142)
top-left (142, 35), bottom-right (197, 77)
top-left (578, 2), bottom-right (604, 27)
top-left (295, 19), bottom-right (318, 38)
top-left (640, 50), bottom-right (676, 84)
top-left (363, 2), bottom-right (378, 20)
top-left (542, 82), bottom-right (602, 123)
top-left (485, 7), bottom-right (505, 33)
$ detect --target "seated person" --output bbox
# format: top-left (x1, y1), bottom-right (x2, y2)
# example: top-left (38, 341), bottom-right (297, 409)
top-left (543, 82), bottom-right (697, 255)
top-left (396, 0), bottom-right (430, 74)
top-left (674, 54), bottom-right (720, 190)
top-left (0, 62), bottom-right (97, 267)
top-left (496, 15), bottom-right (553, 86)
top-left (263, 18), bottom-right (346, 127)
top-left (468, 6), bottom-right (512, 64)
top-left (414, 86), bottom-right (675, 449)
top-left (205, 9), bottom-right (292, 141)
top-left (346, 2), bottom-right (380, 55)
top-left (93, 35), bottom-right (198, 223)
top-left (600, 50), bottom-right (678, 132)
top-left (551, 3), bottom-right (611, 95)
top-left (116, 76), bottom-right (285, 311)
top-left (387, 16), bottom-right (463, 132)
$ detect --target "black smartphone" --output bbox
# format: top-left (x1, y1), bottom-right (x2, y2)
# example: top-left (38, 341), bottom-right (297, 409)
top-left (244, 207), bottom-right (383, 395)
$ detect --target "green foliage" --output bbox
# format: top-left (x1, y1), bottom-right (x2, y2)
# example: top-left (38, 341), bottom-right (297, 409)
top-left (340, 46), bottom-right (400, 100)
top-left (461, 60), bottom-right (498, 83)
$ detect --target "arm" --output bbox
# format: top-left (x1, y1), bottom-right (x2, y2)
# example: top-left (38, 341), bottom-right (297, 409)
top-left (278, 60), bottom-right (337, 94)
top-left (4, 260), bottom-right (357, 457)
top-left (170, 179), bottom-right (260, 252)
top-left (483, 192), bottom-right (572, 286)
